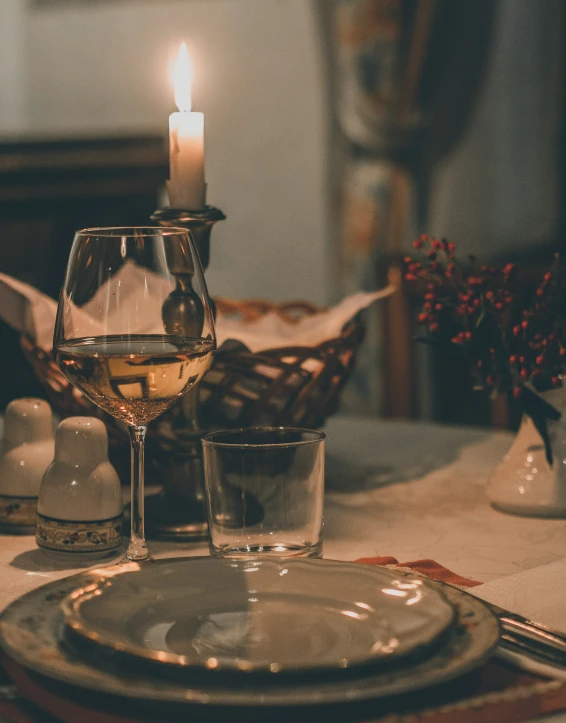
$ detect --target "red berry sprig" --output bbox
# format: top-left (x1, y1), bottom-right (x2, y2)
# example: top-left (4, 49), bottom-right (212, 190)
top-left (404, 237), bottom-right (565, 399)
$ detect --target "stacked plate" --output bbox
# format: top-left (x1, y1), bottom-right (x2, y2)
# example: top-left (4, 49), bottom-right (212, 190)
top-left (0, 557), bottom-right (500, 717)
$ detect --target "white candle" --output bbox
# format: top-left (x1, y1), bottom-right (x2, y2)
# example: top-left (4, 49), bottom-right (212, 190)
top-left (167, 43), bottom-right (206, 210)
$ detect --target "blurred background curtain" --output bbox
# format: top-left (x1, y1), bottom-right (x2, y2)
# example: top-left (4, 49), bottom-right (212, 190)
top-left (428, 0), bottom-right (564, 261)
top-left (318, 0), bottom-right (496, 415)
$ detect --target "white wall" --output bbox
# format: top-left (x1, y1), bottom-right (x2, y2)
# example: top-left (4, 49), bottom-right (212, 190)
top-left (5, 0), bottom-right (329, 305)
top-left (0, 0), bottom-right (28, 132)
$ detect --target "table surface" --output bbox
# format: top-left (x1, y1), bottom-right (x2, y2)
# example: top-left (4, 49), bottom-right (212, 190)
top-left (2, 415), bottom-right (566, 722)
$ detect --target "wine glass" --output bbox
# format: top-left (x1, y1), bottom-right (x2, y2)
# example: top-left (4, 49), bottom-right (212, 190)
top-left (54, 227), bottom-right (216, 561)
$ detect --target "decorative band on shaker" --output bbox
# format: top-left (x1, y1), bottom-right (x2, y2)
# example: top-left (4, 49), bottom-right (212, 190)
top-left (0, 494), bottom-right (37, 528)
top-left (36, 514), bottom-right (123, 553)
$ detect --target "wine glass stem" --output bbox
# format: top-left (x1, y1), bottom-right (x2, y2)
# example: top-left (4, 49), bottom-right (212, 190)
top-left (127, 425), bottom-right (149, 561)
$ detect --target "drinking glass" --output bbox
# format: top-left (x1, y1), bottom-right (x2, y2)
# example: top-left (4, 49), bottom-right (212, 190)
top-left (54, 227), bottom-right (215, 561)
top-left (202, 427), bottom-right (325, 558)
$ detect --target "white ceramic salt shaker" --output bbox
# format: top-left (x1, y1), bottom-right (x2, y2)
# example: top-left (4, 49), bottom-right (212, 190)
top-left (37, 417), bottom-right (123, 560)
top-left (0, 398), bottom-right (54, 533)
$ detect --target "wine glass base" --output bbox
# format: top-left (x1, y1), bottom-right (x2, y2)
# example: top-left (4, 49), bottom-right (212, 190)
top-left (125, 541), bottom-right (150, 562)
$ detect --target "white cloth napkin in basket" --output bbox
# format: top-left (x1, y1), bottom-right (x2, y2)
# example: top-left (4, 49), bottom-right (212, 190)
top-left (0, 271), bottom-right (394, 353)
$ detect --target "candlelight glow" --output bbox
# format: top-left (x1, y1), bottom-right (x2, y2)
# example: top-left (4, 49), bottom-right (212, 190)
top-left (173, 42), bottom-right (193, 112)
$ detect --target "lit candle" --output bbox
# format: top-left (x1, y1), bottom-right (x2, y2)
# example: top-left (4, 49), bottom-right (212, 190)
top-left (167, 43), bottom-right (206, 210)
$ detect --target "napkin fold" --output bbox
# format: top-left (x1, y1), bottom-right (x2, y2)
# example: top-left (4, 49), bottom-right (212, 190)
top-left (472, 557), bottom-right (566, 634)
top-left (0, 271), bottom-right (394, 353)
top-left (356, 556), bottom-right (482, 588)
top-left (0, 273), bottom-right (57, 351)
top-left (215, 289), bottom-right (394, 352)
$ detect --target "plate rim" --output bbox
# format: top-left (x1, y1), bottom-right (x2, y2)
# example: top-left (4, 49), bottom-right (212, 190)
top-left (60, 556), bottom-right (457, 673)
top-left (0, 558), bottom-right (501, 708)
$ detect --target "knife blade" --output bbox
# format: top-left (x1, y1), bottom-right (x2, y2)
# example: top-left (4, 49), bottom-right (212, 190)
top-left (499, 632), bottom-right (566, 671)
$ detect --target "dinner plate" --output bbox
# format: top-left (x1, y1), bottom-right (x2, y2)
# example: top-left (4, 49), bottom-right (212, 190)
top-left (0, 561), bottom-right (500, 710)
top-left (61, 558), bottom-right (456, 673)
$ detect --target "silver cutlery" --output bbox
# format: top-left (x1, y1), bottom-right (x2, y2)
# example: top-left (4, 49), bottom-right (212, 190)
top-left (500, 632), bottom-right (566, 666)
top-left (485, 600), bottom-right (566, 662)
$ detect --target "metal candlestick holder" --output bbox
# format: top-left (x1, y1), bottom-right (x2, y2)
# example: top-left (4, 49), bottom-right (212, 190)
top-left (146, 204), bottom-right (225, 541)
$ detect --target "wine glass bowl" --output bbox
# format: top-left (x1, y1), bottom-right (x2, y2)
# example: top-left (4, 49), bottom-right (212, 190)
top-left (54, 227), bottom-right (215, 561)
top-left (56, 335), bottom-right (214, 427)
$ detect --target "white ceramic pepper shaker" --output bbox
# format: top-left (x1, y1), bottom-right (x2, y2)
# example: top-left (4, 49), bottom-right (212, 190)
top-left (0, 398), bottom-right (54, 534)
top-left (37, 417), bottom-right (123, 560)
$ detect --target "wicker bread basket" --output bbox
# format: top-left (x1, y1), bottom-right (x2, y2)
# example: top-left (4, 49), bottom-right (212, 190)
top-left (21, 298), bottom-right (365, 462)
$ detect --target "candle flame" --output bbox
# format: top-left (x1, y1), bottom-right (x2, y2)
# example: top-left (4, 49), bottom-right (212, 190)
top-left (173, 42), bottom-right (192, 112)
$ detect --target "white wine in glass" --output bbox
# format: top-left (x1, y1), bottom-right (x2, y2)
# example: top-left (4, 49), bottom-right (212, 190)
top-left (54, 228), bottom-right (216, 561)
